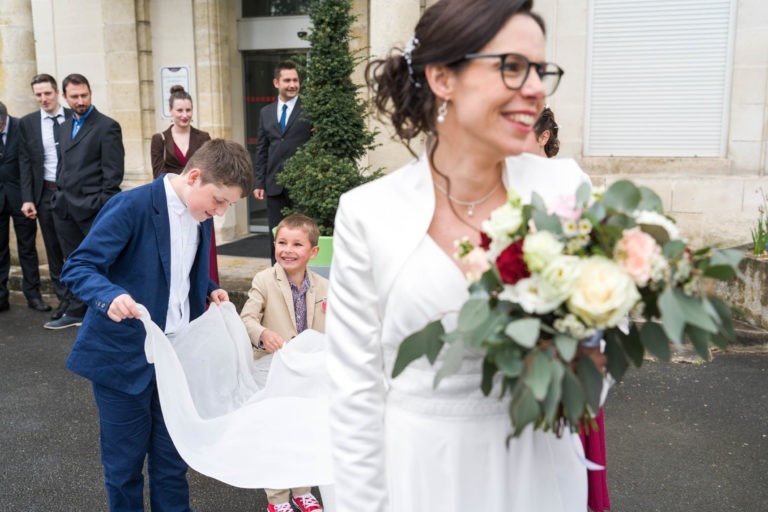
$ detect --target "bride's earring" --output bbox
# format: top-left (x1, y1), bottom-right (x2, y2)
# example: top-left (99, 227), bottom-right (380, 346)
top-left (437, 100), bottom-right (448, 123)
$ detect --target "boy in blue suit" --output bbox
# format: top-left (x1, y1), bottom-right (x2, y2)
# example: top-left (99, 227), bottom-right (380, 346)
top-left (62, 139), bottom-right (254, 511)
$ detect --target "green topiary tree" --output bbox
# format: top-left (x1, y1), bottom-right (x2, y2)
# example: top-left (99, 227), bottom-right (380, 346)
top-left (278, 0), bottom-right (379, 236)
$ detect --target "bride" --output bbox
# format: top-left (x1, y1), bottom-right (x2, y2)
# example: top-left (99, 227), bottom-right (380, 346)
top-left (325, 0), bottom-right (596, 510)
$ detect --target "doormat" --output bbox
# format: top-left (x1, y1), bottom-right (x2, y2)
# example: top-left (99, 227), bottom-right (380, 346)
top-left (217, 234), bottom-right (271, 258)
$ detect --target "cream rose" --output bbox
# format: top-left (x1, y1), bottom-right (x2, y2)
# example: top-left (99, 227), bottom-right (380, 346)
top-left (499, 275), bottom-right (563, 314)
top-left (567, 256), bottom-right (640, 328)
top-left (540, 255), bottom-right (580, 303)
top-left (523, 231), bottom-right (564, 272)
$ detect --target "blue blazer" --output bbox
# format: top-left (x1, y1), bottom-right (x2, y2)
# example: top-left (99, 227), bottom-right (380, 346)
top-left (63, 175), bottom-right (217, 394)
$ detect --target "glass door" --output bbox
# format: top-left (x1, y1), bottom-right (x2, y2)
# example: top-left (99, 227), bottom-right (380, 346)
top-left (243, 51), bottom-right (302, 232)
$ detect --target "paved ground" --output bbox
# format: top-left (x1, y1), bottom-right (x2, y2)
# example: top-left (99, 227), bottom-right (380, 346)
top-left (1, 291), bottom-right (766, 511)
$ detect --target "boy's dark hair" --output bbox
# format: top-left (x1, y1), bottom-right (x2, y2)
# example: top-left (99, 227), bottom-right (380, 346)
top-left (30, 73), bottom-right (58, 91)
top-left (62, 73), bottom-right (91, 95)
top-left (184, 139), bottom-right (254, 196)
top-left (276, 214), bottom-right (320, 247)
top-left (274, 61), bottom-right (299, 80)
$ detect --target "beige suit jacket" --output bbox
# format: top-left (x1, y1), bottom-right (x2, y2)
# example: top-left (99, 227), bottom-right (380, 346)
top-left (240, 263), bottom-right (328, 359)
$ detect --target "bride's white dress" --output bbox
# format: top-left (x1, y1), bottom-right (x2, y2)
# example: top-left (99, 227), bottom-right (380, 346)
top-left (380, 235), bottom-right (588, 511)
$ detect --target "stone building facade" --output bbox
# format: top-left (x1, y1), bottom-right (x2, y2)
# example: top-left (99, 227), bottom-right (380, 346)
top-left (0, 0), bottom-right (765, 248)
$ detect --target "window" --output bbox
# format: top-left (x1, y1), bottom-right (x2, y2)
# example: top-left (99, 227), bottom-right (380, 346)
top-left (585, 0), bottom-right (735, 157)
top-left (242, 0), bottom-right (309, 17)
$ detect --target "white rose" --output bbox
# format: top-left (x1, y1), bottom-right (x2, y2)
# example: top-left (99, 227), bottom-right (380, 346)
top-left (540, 255), bottom-right (580, 303)
top-left (481, 203), bottom-right (523, 244)
top-left (634, 210), bottom-right (682, 241)
top-left (567, 256), bottom-right (640, 328)
top-left (523, 231), bottom-right (564, 272)
top-left (499, 275), bottom-right (563, 314)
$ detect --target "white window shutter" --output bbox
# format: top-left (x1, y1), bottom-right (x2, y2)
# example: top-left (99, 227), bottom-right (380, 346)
top-left (585, 0), bottom-right (735, 157)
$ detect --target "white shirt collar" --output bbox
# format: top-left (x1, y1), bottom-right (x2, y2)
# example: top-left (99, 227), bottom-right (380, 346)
top-left (40, 106), bottom-right (65, 120)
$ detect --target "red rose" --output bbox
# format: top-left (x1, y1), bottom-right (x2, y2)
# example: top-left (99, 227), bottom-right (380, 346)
top-left (496, 239), bottom-right (530, 284)
top-left (480, 231), bottom-right (492, 251)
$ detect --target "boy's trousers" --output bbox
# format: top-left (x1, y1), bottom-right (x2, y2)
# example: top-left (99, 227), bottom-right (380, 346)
top-left (93, 381), bottom-right (191, 512)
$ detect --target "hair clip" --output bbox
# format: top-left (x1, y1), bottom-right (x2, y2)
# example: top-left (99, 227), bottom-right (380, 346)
top-left (403, 36), bottom-right (422, 88)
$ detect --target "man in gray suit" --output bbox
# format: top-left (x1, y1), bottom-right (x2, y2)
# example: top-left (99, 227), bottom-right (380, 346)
top-left (253, 61), bottom-right (313, 263)
top-left (19, 74), bottom-right (72, 319)
top-left (45, 73), bottom-right (124, 329)
top-left (0, 102), bottom-right (50, 313)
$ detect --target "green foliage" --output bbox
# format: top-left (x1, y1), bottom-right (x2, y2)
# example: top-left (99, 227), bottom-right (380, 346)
top-left (750, 188), bottom-right (768, 255)
top-left (278, 0), bottom-right (379, 235)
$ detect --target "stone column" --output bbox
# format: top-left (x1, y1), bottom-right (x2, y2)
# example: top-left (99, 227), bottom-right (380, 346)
top-left (192, 0), bottom-right (233, 140)
top-left (0, 0), bottom-right (37, 114)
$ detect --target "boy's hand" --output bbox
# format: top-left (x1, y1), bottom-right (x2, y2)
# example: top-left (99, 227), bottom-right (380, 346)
top-left (209, 289), bottom-right (229, 304)
top-left (260, 329), bottom-right (285, 353)
top-left (108, 294), bottom-right (141, 322)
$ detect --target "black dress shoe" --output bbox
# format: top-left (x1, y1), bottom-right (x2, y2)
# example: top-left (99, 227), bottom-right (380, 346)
top-left (0, 302), bottom-right (9, 313)
top-left (51, 300), bottom-right (70, 320)
top-left (28, 298), bottom-right (52, 312)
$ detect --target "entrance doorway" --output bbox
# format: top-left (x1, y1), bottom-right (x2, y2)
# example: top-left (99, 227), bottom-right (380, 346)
top-left (243, 51), bottom-right (305, 232)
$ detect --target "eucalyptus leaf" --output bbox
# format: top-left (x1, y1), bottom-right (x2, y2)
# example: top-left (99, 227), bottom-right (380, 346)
top-left (685, 325), bottom-right (712, 361)
top-left (577, 356), bottom-right (603, 414)
top-left (532, 210), bottom-right (564, 235)
top-left (495, 347), bottom-right (524, 378)
top-left (510, 386), bottom-right (541, 436)
top-left (620, 323), bottom-right (645, 367)
top-left (637, 186), bottom-right (664, 213)
top-left (663, 240), bottom-right (686, 260)
top-left (576, 182), bottom-right (592, 207)
top-left (434, 336), bottom-right (467, 388)
top-left (640, 224), bottom-right (671, 246)
top-left (505, 318), bottom-right (541, 349)
top-left (707, 297), bottom-right (735, 339)
top-left (542, 360), bottom-right (565, 425)
top-left (604, 331), bottom-right (630, 380)
top-left (555, 334), bottom-right (579, 362)
top-left (703, 265), bottom-right (739, 281)
top-left (392, 320), bottom-right (444, 378)
top-left (709, 248), bottom-right (744, 269)
top-left (639, 322), bottom-right (670, 361)
top-left (530, 191), bottom-right (548, 212)
top-left (675, 290), bottom-right (718, 334)
top-left (481, 358), bottom-right (498, 396)
top-left (659, 288), bottom-right (685, 345)
top-left (524, 350), bottom-right (553, 401)
top-left (458, 298), bottom-right (490, 332)
top-left (467, 312), bottom-right (508, 350)
top-left (561, 369), bottom-right (585, 426)
top-left (586, 202), bottom-right (607, 223)
top-left (603, 180), bottom-right (641, 213)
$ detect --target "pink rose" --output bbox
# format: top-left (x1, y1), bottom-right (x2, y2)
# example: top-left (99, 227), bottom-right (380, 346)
top-left (615, 228), bottom-right (660, 286)
top-left (548, 194), bottom-right (582, 221)
top-left (464, 247), bottom-right (492, 282)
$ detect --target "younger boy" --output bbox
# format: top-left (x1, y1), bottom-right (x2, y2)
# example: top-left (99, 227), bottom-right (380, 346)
top-left (240, 213), bottom-right (328, 512)
top-left (62, 139), bottom-right (253, 511)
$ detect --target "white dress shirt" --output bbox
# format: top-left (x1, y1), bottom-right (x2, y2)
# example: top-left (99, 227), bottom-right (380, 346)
top-left (40, 107), bottom-right (65, 182)
top-left (163, 176), bottom-right (200, 334)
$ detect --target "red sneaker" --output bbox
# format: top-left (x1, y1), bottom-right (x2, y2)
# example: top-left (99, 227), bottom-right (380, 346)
top-left (292, 493), bottom-right (323, 512)
top-left (267, 503), bottom-right (293, 512)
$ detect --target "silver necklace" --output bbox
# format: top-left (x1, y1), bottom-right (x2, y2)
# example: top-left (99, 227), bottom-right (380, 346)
top-left (433, 180), bottom-right (503, 217)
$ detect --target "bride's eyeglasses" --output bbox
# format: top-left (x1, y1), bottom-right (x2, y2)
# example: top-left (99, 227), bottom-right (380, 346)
top-left (462, 53), bottom-right (564, 96)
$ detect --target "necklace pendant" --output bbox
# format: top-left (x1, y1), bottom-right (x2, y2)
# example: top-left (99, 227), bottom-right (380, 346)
top-left (467, 204), bottom-right (475, 216)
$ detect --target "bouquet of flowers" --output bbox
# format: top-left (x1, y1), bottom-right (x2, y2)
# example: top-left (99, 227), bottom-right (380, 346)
top-left (393, 180), bottom-right (743, 436)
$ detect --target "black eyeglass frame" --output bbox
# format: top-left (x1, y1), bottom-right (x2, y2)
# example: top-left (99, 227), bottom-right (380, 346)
top-left (462, 52), bottom-right (564, 95)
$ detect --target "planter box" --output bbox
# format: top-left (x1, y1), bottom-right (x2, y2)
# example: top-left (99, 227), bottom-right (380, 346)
top-left (309, 235), bottom-right (333, 279)
top-left (713, 245), bottom-right (768, 330)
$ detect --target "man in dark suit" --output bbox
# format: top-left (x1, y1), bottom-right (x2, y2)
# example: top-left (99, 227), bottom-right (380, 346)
top-left (19, 74), bottom-right (72, 319)
top-left (44, 73), bottom-right (125, 329)
top-left (253, 61), bottom-right (313, 263)
top-left (0, 102), bottom-right (50, 313)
